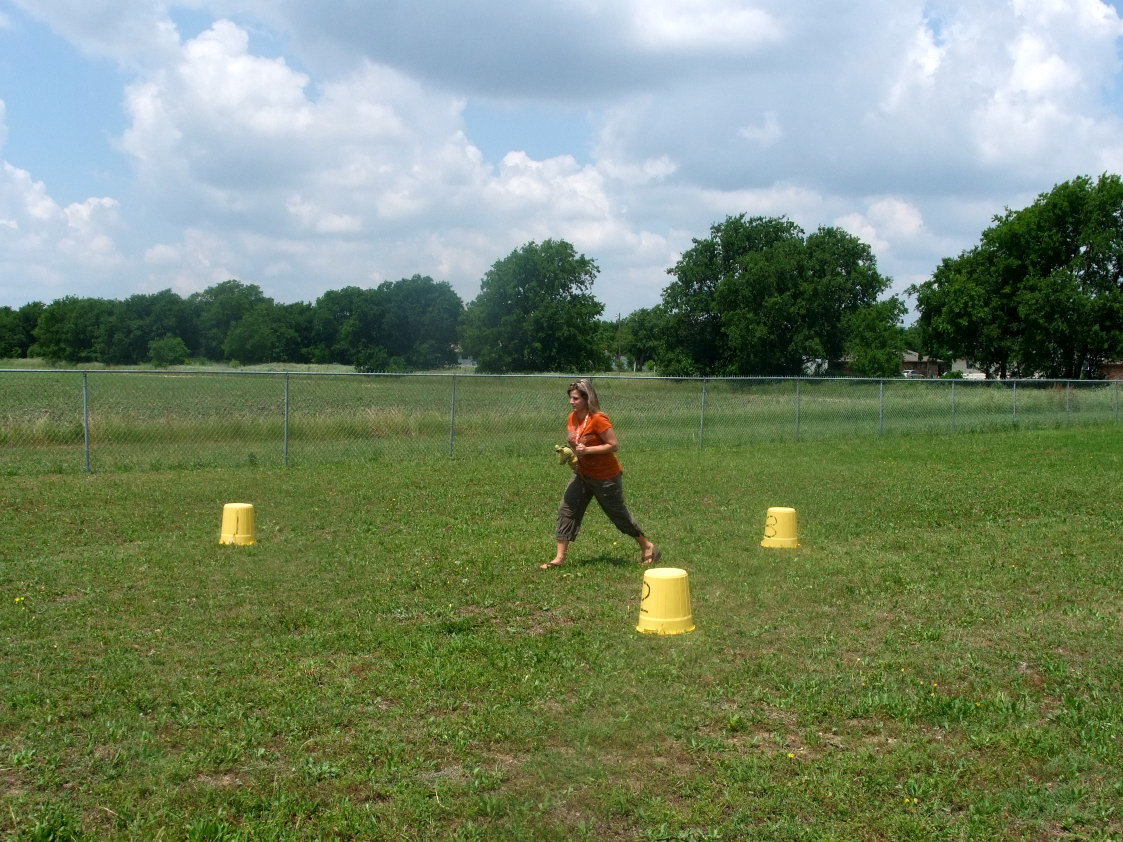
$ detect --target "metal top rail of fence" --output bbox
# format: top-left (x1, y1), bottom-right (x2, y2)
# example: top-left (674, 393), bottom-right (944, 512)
top-left (1, 369), bottom-right (1119, 475)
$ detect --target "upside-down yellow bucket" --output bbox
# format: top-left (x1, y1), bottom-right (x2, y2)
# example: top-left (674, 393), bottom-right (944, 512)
top-left (219, 502), bottom-right (256, 545)
top-left (761, 506), bottom-right (799, 548)
top-left (636, 567), bottom-right (695, 635)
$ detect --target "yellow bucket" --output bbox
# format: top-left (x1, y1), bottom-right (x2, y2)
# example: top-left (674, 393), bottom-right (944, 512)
top-left (219, 502), bottom-right (256, 545)
top-left (761, 506), bottom-right (799, 548)
top-left (636, 567), bottom-right (695, 635)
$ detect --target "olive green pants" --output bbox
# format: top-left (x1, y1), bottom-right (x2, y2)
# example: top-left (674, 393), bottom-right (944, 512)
top-left (556, 472), bottom-right (643, 542)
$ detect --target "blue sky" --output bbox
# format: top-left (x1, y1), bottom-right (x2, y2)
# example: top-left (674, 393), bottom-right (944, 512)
top-left (3, 0), bottom-right (1123, 319)
top-left (0, 12), bottom-right (128, 203)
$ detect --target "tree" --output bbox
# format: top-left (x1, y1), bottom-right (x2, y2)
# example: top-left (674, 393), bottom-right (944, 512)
top-left (0, 307), bottom-right (21, 358)
top-left (147, 334), bottom-right (190, 368)
top-left (309, 278), bottom-right (461, 371)
top-left (276, 301), bottom-right (314, 364)
top-left (17, 302), bottom-right (45, 357)
top-left (223, 302), bottom-right (302, 365)
top-left (190, 280), bottom-right (269, 361)
top-left (617, 306), bottom-right (667, 371)
top-left (461, 240), bottom-right (604, 373)
top-left (664, 216), bottom-right (802, 374)
top-left (32, 297), bottom-right (116, 363)
top-left (844, 298), bottom-right (908, 377)
top-left (0, 302), bottom-right (44, 358)
top-left (99, 290), bottom-right (196, 365)
top-left (912, 174), bottom-right (1123, 378)
top-left (378, 275), bottom-right (463, 369)
top-left (310, 286), bottom-right (385, 365)
top-left (664, 215), bottom-right (899, 375)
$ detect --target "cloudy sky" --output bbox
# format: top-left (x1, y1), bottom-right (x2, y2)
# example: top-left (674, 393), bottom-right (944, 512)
top-left (2, 0), bottom-right (1123, 320)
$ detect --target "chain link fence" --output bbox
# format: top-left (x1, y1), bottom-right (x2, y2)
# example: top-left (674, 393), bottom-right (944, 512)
top-left (1, 369), bottom-right (1120, 475)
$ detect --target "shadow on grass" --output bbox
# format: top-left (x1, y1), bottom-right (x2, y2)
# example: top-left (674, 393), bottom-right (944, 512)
top-left (571, 551), bottom-right (634, 568)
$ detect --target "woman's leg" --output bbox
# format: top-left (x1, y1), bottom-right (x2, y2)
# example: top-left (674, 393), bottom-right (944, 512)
top-left (543, 474), bottom-right (593, 568)
top-left (543, 538), bottom-right (570, 569)
top-left (590, 475), bottom-right (658, 562)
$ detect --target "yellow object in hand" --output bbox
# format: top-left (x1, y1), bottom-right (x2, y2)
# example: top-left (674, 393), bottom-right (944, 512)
top-left (554, 444), bottom-right (577, 467)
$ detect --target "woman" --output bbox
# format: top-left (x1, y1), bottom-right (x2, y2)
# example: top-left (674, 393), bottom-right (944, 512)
top-left (540, 378), bottom-right (661, 570)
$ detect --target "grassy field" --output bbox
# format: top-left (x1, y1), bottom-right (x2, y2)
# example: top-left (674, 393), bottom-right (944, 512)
top-left (2, 367), bottom-right (1120, 475)
top-left (2, 426), bottom-right (1122, 840)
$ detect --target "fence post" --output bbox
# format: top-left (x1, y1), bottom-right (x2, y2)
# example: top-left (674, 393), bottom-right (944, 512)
top-left (1116, 381), bottom-right (1120, 424)
top-left (449, 373), bottom-right (457, 456)
top-left (878, 380), bottom-right (884, 436)
top-left (950, 381), bottom-right (957, 433)
top-left (82, 372), bottom-right (91, 473)
top-left (794, 379), bottom-right (801, 441)
top-left (1011, 380), bottom-right (1017, 426)
top-left (1066, 381), bottom-right (1072, 424)
top-left (698, 378), bottom-right (707, 449)
top-left (283, 373), bottom-right (290, 468)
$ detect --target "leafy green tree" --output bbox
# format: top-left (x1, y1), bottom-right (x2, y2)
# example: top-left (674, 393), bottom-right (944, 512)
top-left (912, 174), bottom-right (1123, 378)
top-left (310, 287), bottom-right (378, 365)
top-left (310, 278), bottom-right (460, 370)
top-left (378, 275), bottom-right (463, 369)
top-left (99, 290), bottom-right (196, 365)
top-left (461, 240), bottom-right (604, 373)
top-left (844, 298), bottom-right (908, 377)
top-left (223, 302), bottom-right (302, 365)
top-left (617, 306), bottom-right (667, 371)
top-left (913, 249), bottom-right (1012, 376)
top-left (32, 297), bottom-right (116, 364)
top-left (190, 280), bottom-right (269, 361)
top-left (147, 334), bottom-right (190, 368)
top-left (664, 217), bottom-right (802, 374)
top-left (0, 301), bottom-right (45, 358)
top-left (0, 307), bottom-right (22, 358)
top-left (276, 301), bottom-right (315, 364)
top-left (16, 302), bottom-right (45, 357)
top-left (665, 215), bottom-right (898, 375)
top-left (593, 318), bottom-right (622, 370)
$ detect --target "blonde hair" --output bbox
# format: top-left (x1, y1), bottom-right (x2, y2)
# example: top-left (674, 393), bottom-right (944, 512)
top-left (567, 378), bottom-right (601, 414)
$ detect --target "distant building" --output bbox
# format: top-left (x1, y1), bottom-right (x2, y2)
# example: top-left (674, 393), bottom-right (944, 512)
top-left (899, 351), bottom-right (945, 378)
top-left (1100, 361), bottom-right (1123, 380)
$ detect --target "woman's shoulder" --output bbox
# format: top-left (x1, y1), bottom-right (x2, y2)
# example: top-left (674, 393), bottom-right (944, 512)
top-left (591, 411), bottom-right (613, 428)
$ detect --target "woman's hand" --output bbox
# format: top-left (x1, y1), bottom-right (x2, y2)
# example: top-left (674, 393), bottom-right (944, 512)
top-left (575, 428), bottom-right (619, 456)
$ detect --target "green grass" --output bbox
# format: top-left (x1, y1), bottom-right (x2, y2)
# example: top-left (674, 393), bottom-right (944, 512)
top-left (2, 427), bottom-right (1122, 839)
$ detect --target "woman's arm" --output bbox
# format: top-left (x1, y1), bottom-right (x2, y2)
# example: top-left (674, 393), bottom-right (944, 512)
top-left (575, 426), bottom-right (619, 456)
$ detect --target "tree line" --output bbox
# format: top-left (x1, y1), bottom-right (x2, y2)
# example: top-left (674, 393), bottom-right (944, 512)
top-left (3, 174), bottom-right (1122, 377)
top-left (0, 276), bottom-right (463, 371)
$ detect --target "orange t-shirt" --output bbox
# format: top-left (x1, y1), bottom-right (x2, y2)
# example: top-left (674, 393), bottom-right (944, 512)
top-left (568, 411), bottom-right (623, 479)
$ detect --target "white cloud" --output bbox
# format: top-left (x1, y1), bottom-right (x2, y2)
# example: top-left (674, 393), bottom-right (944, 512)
top-left (107, 16), bottom-right (671, 306)
top-left (10, 0), bottom-right (180, 68)
top-left (0, 161), bottom-right (124, 301)
top-left (120, 20), bottom-right (317, 192)
top-left (738, 111), bottom-right (784, 147)
top-left (627, 0), bottom-right (783, 51)
top-left (867, 0), bottom-right (1123, 179)
top-left (868, 198), bottom-right (925, 240)
top-left (5, 0), bottom-right (1123, 321)
top-left (881, 20), bottom-right (945, 112)
top-left (284, 196), bottom-right (362, 234)
top-left (694, 183), bottom-right (829, 225)
top-left (835, 198), bottom-right (925, 256)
